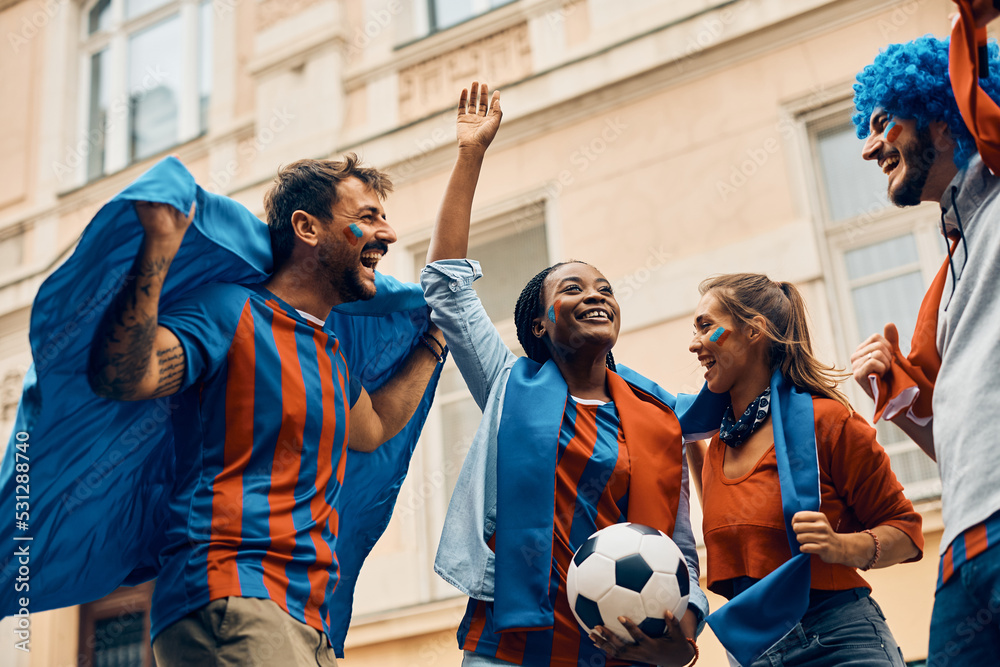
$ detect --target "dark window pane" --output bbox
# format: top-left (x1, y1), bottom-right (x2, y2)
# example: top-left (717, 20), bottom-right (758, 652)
top-left (88, 0), bottom-right (112, 34)
top-left (430, 0), bottom-right (515, 31)
top-left (88, 49), bottom-right (110, 180)
top-left (850, 271), bottom-right (923, 356)
top-left (128, 15), bottom-right (181, 161)
top-left (93, 612), bottom-right (146, 667)
top-left (431, 0), bottom-right (475, 30)
top-left (816, 124), bottom-right (889, 222)
top-left (199, 0), bottom-right (212, 133)
top-left (468, 224), bottom-right (548, 322)
top-left (844, 234), bottom-right (919, 281)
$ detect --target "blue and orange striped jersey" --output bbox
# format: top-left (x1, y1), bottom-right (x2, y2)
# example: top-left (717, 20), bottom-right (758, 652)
top-left (150, 282), bottom-right (361, 642)
top-left (938, 510), bottom-right (1000, 589)
top-left (460, 397), bottom-right (642, 666)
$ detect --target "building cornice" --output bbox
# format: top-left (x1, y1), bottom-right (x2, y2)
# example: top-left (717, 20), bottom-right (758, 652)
top-left (337, 0), bottom-right (903, 185)
top-left (342, 0), bottom-right (556, 90)
top-left (0, 0), bottom-right (920, 295)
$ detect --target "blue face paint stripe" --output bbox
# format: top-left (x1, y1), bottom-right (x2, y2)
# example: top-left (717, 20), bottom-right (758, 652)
top-left (710, 327), bottom-right (726, 342)
top-left (348, 223), bottom-right (363, 238)
top-left (548, 305), bottom-right (556, 323)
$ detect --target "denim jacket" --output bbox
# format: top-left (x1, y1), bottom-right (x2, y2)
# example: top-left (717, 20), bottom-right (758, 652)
top-left (421, 259), bottom-right (710, 629)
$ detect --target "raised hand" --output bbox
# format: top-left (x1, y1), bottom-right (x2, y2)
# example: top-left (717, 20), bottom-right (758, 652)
top-left (457, 81), bottom-right (502, 152)
top-left (849, 324), bottom-right (897, 399)
top-left (134, 200), bottom-right (196, 244)
top-left (959, 0), bottom-right (1000, 28)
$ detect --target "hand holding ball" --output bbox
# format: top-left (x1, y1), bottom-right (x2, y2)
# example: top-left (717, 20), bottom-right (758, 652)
top-left (566, 522), bottom-right (690, 642)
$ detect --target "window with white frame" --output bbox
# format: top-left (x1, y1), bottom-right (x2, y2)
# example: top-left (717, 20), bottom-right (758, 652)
top-left (810, 111), bottom-right (943, 501)
top-left (425, 0), bottom-right (516, 33)
top-left (410, 207), bottom-right (548, 598)
top-left (81, 0), bottom-right (212, 181)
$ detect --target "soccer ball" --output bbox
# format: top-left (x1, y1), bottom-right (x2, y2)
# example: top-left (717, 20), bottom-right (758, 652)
top-left (566, 522), bottom-right (689, 642)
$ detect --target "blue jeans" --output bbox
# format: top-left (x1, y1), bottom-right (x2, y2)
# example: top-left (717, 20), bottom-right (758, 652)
top-left (927, 541), bottom-right (1000, 666)
top-left (745, 591), bottom-right (905, 667)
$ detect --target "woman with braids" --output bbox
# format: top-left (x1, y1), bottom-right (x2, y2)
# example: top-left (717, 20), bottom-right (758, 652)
top-left (421, 83), bottom-right (723, 667)
top-left (687, 274), bottom-right (924, 667)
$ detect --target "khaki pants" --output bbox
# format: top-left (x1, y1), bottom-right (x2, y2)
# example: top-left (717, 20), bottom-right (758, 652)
top-left (153, 596), bottom-right (339, 667)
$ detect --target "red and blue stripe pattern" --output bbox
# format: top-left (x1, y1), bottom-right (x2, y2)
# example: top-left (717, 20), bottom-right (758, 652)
top-left (460, 398), bottom-right (637, 666)
top-left (938, 511), bottom-right (1000, 590)
top-left (152, 285), bottom-right (355, 642)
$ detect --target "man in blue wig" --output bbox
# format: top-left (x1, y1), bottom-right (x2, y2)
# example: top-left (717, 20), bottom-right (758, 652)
top-left (0, 152), bottom-right (444, 665)
top-left (850, 12), bottom-right (1000, 665)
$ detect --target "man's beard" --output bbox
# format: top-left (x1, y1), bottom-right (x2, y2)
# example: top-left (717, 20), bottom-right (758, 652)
top-left (318, 238), bottom-right (376, 303)
top-left (336, 264), bottom-right (375, 303)
top-left (890, 125), bottom-right (937, 207)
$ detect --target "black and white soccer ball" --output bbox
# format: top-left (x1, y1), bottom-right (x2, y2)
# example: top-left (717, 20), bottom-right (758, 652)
top-left (566, 522), bottom-right (689, 642)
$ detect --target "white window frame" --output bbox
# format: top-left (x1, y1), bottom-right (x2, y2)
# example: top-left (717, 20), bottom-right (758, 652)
top-left (793, 93), bottom-right (945, 501)
top-left (76, 0), bottom-right (208, 184)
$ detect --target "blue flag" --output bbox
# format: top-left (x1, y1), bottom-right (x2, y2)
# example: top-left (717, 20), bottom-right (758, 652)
top-left (0, 156), bottom-right (438, 657)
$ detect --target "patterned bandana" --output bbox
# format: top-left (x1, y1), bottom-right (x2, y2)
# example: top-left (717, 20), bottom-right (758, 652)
top-left (720, 387), bottom-right (771, 448)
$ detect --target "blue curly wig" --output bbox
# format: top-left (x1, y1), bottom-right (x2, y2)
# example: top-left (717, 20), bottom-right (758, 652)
top-left (853, 35), bottom-right (1000, 167)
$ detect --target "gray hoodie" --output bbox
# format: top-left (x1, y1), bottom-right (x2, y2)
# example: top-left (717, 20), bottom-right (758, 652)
top-left (934, 152), bottom-right (1000, 552)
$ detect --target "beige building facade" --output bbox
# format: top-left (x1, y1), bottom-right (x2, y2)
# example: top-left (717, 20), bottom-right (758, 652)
top-left (0, 0), bottom-right (962, 664)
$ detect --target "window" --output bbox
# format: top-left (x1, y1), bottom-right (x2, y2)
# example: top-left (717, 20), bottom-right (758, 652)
top-left (814, 123), bottom-right (889, 223)
top-left (78, 581), bottom-right (154, 667)
top-left (426, 0), bottom-right (516, 33)
top-left (842, 235), bottom-right (941, 500)
top-left (80, 0), bottom-right (212, 181)
top-left (809, 110), bottom-right (943, 501)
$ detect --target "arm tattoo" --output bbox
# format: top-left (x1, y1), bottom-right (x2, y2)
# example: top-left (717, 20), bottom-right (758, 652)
top-left (88, 244), bottom-right (180, 400)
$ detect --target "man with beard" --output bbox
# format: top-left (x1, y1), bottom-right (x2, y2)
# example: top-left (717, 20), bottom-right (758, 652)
top-left (850, 31), bottom-right (1000, 666)
top-left (88, 154), bottom-right (446, 666)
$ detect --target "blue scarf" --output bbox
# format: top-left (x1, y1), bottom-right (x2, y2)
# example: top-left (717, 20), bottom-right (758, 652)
top-left (492, 358), bottom-right (727, 632)
top-left (0, 157), bottom-right (439, 656)
top-left (706, 369), bottom-right (819, 666)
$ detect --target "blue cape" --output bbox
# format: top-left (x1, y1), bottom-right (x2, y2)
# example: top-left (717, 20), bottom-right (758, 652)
top-left (706, 370), bottom-right (819, 666)
top-left (0, 157), bottom-right (439, 656)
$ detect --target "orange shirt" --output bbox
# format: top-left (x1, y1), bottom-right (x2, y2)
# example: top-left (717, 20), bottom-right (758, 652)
top-left (702, 397), bottom-right (924, 599)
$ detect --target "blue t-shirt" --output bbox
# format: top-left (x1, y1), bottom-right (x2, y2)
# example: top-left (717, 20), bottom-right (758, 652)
top-left (152, 282), bottom-right (361, 642)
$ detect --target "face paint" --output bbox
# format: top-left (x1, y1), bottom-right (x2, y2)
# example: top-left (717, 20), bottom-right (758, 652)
top-left (885, 120), bottom-right (901, 143)
top-left (548, 299), bottom-right (560, 323)
top-left (342, 223), bottom-right (363, 246)
top-left (709, 327), bottom-right (731, 345)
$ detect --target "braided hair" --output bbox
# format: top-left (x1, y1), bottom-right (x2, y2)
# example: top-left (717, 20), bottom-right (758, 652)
top-left (513, 262), bottom-right (617, 371)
